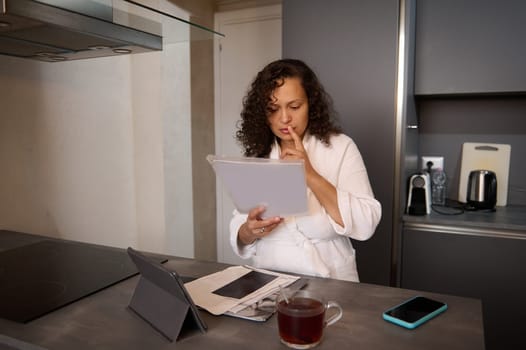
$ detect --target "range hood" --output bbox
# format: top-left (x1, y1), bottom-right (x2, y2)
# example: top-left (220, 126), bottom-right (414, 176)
top-left (0, 0), bottom-right (162, 62)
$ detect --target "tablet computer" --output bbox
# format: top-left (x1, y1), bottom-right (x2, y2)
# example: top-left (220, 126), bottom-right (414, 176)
top-left (207, 155), bottom-right (308, 218)
top-left (127, 247), bottom-right (207, 341)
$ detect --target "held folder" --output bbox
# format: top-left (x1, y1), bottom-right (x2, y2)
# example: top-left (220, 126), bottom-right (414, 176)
top-left (207, 155), bottom-right (308, 218)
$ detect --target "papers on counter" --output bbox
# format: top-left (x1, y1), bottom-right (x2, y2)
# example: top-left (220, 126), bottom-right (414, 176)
top-left (184, 265), bottom-right (300, 319)
top-left (207, 155), bottom-right (308, 218)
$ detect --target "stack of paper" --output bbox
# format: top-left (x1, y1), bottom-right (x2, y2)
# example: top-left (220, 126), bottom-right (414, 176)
top-left (184, 265), bottom-right (300, 318)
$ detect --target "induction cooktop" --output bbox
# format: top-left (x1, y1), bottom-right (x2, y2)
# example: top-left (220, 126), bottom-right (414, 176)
top-left (0, 239), bottom-right (166, 323)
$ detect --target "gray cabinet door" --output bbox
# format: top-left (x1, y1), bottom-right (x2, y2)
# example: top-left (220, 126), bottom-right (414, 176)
top-left (401, 226), bottom-right (526, 349)
top-left (414, 0), bottom-right (526, 95)
top-left (283, 0), bottom-right (399, 286)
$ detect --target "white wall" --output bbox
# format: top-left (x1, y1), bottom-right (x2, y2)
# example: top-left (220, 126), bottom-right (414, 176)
top-left (0, 1), bottom-right (195, 257)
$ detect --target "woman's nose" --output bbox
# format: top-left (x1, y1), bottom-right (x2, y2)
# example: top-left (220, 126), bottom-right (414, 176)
top-left (280, 109), bottom-right (291, 123)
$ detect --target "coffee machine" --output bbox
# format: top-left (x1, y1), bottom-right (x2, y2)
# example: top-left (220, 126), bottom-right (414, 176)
top-left (406, 173), bottom-right (432, 215)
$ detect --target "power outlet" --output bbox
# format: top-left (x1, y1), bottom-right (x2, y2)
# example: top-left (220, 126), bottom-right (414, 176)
top-left (421, 156), bottom-right (444, 172)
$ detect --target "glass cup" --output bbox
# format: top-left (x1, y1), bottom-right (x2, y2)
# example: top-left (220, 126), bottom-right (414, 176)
top-left (276, 289), bottom-right (343, 349)
top-left (431, 170), bottom-right (447, 206)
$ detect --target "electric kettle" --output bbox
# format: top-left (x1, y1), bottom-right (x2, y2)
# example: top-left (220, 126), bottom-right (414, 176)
top-left (466, 170), bottom-right (497, 210)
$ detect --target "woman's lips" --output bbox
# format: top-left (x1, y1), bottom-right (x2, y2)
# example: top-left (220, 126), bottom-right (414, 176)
top-left (280, 127), bottom-right (292, 134)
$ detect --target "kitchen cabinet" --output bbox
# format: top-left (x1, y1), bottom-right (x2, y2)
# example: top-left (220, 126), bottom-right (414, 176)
top-left (414, 0), bottom-right (526, 95)
top-left (401, 220), bottom-right (526, 350)
top-left (283, 0), bottom-right (413, 286)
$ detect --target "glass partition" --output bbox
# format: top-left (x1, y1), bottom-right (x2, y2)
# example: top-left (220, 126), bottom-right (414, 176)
top-left (0, 0), bottom-right (221, 260)
top-left (35, 0), bottom-right (224, 42)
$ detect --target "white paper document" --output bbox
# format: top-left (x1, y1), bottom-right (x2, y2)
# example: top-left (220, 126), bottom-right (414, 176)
top-left (207, 155), bottom-right (308, 218)
top-left (184, 265), bottom-right (300, 317)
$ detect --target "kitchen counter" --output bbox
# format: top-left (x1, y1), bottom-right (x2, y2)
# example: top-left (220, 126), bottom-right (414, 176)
top-left (404, 204), bottom-right (526, 235)
top-left (0, 232), bottom-right (485, 350)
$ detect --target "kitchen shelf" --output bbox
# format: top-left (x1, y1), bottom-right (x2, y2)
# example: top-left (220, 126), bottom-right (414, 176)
top-left (403, 204), bottom-right (526, 235)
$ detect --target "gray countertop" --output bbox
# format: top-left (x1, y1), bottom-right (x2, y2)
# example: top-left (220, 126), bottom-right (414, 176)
top-left (0, 232), bottom-right (485, 350)
top-left (404, 204), bottom-right (526, 234)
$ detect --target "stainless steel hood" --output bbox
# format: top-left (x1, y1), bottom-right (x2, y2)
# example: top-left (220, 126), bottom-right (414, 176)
top-left (0, 0), bottom-right (162, 62)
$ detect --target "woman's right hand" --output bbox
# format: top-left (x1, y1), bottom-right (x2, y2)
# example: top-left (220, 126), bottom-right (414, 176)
top-left (238, 206), bottom-right (283, 245)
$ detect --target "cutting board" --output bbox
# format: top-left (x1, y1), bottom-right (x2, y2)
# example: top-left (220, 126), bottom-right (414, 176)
top-left (458, 142), bottom-right (511, 206)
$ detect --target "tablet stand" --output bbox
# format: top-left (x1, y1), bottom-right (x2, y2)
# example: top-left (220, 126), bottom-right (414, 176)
top-left (127, 248), bottom-right (207, 342)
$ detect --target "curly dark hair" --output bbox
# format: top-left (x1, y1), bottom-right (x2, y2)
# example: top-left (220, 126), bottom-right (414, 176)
top-left (236, 58), bottom-right (342, 157)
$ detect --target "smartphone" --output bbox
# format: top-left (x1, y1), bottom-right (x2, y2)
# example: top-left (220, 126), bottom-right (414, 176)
top-left (383, 296), bottom-right (447, 329)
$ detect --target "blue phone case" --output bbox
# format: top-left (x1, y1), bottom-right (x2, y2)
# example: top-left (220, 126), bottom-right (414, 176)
top-left (382, 296), bottom-right (448, 329)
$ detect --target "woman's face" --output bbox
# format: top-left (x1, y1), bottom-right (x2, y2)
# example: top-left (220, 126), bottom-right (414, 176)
top-left (267, 77), bottom-right (309, 145)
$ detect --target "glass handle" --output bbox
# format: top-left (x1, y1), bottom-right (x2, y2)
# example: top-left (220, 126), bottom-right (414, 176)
top-left (325, 301), bottom-right (343, 327)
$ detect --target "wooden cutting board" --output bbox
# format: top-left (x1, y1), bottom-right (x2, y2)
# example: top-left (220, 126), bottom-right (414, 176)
top-left (458, 142), bottom-right (511, 206)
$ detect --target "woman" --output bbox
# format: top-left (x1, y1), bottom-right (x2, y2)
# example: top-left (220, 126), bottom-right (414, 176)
top-left (230, 59), bottom-right (381, 282)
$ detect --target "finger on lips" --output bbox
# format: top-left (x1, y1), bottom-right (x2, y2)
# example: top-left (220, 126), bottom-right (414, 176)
top-left (288, 127), bottom-right (303, 149)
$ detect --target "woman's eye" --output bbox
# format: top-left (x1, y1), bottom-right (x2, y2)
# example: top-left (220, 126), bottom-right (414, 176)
top-left (290, 105), bottom-right (300, 110)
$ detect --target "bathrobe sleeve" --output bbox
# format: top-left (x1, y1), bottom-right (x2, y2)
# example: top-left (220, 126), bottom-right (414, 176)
top-left (324, 135), bottom-right (382, 241)
top-left (229, 210), bottom-right (257, 258)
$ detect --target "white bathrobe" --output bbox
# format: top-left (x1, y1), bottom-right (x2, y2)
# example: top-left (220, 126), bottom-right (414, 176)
top-left (229, 133), bottom-right (382, 282)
